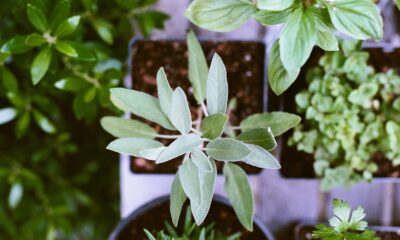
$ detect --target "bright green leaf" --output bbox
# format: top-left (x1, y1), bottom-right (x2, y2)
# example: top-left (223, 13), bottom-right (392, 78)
top-left (54, 16), bottom-right (80, 37)
top-left (243, 144), bottom-right (280, 169)
top-left (8, 183), bottom-right (23, 209)
top-left (171, 88), bottom-right (192, 134)
top-left (240, 112), bottom-right (301, 136)
top-left (170, 174), bottom-right (187, 227)
top-left (55, 41), bottom-right (78, 57)
top-left (0, 108), bottom-right (17, 125)
top-left (206, 138), bottom-right (251, 161)
top-left (84, 87), bottom-right (97, 103)
top-left (26, 33), bottom-right (47, 47)
top-left (54, 77), bottom-right (87, 92)
top-left (156, 134), bottom-right (202, 163)
top-left (1, 36), bottom-right (32, 54)
top-left (101, 116), bottom-right (157, 138)
top-left (106, 138), bottom-right (163, 157)
top-left (27, 4), bottom-right (48, 32)
top-left (253, 9), bottom-right (292, 25)
top-left (201, 113), bottom-right (228, 140)
top-left (207, 54), bottom-right (228, 115)
top-left (156, 67), bottom-right (173, 117)
top-left (50, 0), bottom-right (71, 29)
top-left (316, 31), bottom-right (339, 51)
top-left (69, 43), bottom-right (96, 62)
top-left (237, 128), bottom-right (277, 151)
top-left (92, 18), bottom-right (114, 44)
top-left (191, 148), bottom-right (213, 172)
top-left (32, 110), bottom-right (56, 134)
top-left (257, 0), bottom-right (294, 11)
top-left (31, 46), bottom-right (52, 85)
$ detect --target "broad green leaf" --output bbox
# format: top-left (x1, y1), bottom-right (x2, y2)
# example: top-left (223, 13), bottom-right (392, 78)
top-left (243, 144), bottom-right (280, 169)
top-left (33, 110), bottom-right (56, 134)
top-left (316, 31), bottom-right (339, 51)
top-left (27, 4), bottom-right (48, 32)
top-left (179, 158), bottom-right (202, 207)
top-left (280, 7), bottom-right (316, 71)
top-left (31, 46), bottom-right (52, 85)
top-left (268, 41), bottom-right (300, 95)
top-left (170, 174), bottom-right (187, 227)
top-left (54, 77), bottom-right (88, 92)
top-left (240, 112), bottom-right (301, 136)
top-left (171, 88), bottom-right (192, 134)
top-left (156, 67), bottom-right (173, 116)
top-left (110, 88), bottom-right (175, 130)
top-left (1, 36), bottom-right (32, 54)
top-left (138, 147), bottom-right (166, 160)
top-left (187, 30), bottom-right (208, 104)
top-left (207, 54), bottom-right (228, 115)
top-left (201, 113), bottom-right (228, 140)
top-left (223, 162), bottom-right (253, 231)
top-left (50, 0), bottom-right (71, 29)
top-left (54, 16), bottom-right (81, 37)
top-left (55, 41), bottom-right (78, 57)
top-left (206, 138), bottom-right (251, 161)
top-left (2, 67), bottom-right (18, 92)
top-left (257, 0), bottom-right (294, 11)
top-left (237, 128), bottom-right (276, 151)
top-left (253, 9), bottom-right (292, 26)
top-left (0, 108), bottom-right (17, 125)
top-left (92, 18), bottom-right (114, 44)
top-left (191, 148), bottom-right (213, 172)
top-left (156, 134), bottom-right (202, 163)
top-left (185, 0), bottom-right (256, 32)
top-left (26, 33), bottom-right (47, 47)
top-left (100, 116), bottom-right (157, 138)
top-left (8, 183), bottom-right (23, 209)
top-left (106, 138), bottom-right (163, 157)
top-left (326, 0), bottom-right (383, 40)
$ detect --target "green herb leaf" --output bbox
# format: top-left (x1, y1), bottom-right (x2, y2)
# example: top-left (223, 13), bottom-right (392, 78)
top-left (243, 144), bottom-right (280, 169)
top-left (207, 54), bottom-right (228, 115)
top-left (27, 4), bottom-right (48, 32)
top-left (110, 88), bottom-right (175, 130)
top-left (280, 7), bottom-right (316, 71)
top-left (2, 67), bottom-right (18, 93)
top-left (144, 229), bottom-right (156, 240)
top-left (55, 41), bottom-right (78, 57)
top-left (31, 46), bottom-right (52, 85)
top-left (50, 0), bottom-right (71, 29)
top-left (170, 174), bottom-right (187, 227)
top-left (268, 40), bottom-right (300, 95)
top-left (1, 36), bottom-right (32, 54)
top-left (240, 112), bottom-right (301, 136)
top-left (26, 33), bottom-right (47, 47)
top-left (201, 113), bottom-right (228, 140)
top-left (139, 147), bottom-right (167, 160)
top-left (54, 16), bottom-right (81, 37)
top-left (326, 0), bottom-right (383, 40)
top-left (206, 138), bottom-right (251, 161)
top-left (156, 134), bottom-right (202, 163)
top-left (191, 149), bottom-right (213, 172)
top-left (187, 30), bottom-right (208, 104)
top-left (223, 162), bottom-right (253, 231)
top-left (8, 183), bottom-right (23, 209)
top-left (171, 87), bottom-right (192, 134)
top-left (156, 67), bottom-right (173, 117)
top-left (253, 9), bottom-right (292, 26)
top-left (257, 0), bottom-right (294, 11)
top-left (100, 116), bottom-right (157, 138)
top-left (54, 77), bottom-right (88, 92)
top-left (396, 0), bottom-right (400, 10)
top-left (316, 31), bottom-right (339, 51)
top-left (179, 158), bottom-right (202, 207)
top-left (33, 110), bottom-right (56, 134)
top-left (237, 128), bottom-right (277, 151)
top-left (0, 108), bottom-right (17, 125)
top-left (185, 0), bottom-right (256, 32)
top-left (92, 18), bottom-right (114, 44)
top-left (106, 138), bottom-right (163, 157)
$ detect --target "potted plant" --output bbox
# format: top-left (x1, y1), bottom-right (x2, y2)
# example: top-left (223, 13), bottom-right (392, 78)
top-left (109, 195), bottom-right (274, 240)
top-left (273, 41), bottom-right (400, 191)
top-left (102, 31), bottom-right (300, 231)
top-left (295, 199), bottom-right (400, 239)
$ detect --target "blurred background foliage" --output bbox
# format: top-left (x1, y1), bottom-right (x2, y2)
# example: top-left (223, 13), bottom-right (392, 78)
top-left (0, 0), bottom-right (168, 239)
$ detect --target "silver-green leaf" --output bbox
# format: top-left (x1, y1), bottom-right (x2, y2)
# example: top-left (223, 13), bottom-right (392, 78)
top-left (237, 128), bottom-right (277, 151)
top-left (170, 174), bottom-right (187, 227)
top-left (171, 87), bottom-right (192, 134)
top-left (243, 144), bottom-right (280, 169)
top-left (240, 112), bottom-right (301, 136)
top-left (156, 134), bottom-right (202, 164)
top-left (0, 107), bottom-right (17, 125)
top-left (206, 138), bottom-right (251, 161)
top-left (106, 138), bottom-right (163, 157)
top-left (100, 116), bottom-right (156, 138)
top-left (179, 158), bottom-right (202, 207)
top-left (138, 147), bottom-right (167, 160)
top-left (156, 67), bottom-right (173, 117)
top-left (207, 54), bottom-right (228, 115)
top-left (191, 148), bottom-right (213, 172)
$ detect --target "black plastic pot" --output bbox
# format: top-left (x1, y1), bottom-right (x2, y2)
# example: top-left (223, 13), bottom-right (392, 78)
top-left (109, 195), bottom-right (274, 240)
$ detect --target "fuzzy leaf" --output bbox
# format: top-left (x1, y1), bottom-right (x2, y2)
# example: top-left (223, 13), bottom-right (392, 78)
top-left (243, 144), bottom-right (280, 169)
top-left (156, 134), bottom-right (202, 163)
top-left (206, 138), bottom-right (251, 161)
top-left (156, 67), bottom-right (173, 117)
top-left (257, 0), bottom-right (294, 11)
top-left (31, 46), bottom-right (52, 85)
top-left (201, 113), bottom-right (228, 140)
top-left (170, 174), bottom-right (187, 227)
top-left (191, 148), bottom-right (213, 172)
top-left (179, 158), bottom-right (202, 207)
top-left (138, 147), bottom-right (167, 160)
top-left (171, 88), bottom-right (192, 134)
top-left (237, 128), bottom-right (277, 151)
top-left (240, 112), bottom-right (301, 136)
top-left (100, 116), bottom-right (156, 138)
top-left (106, 138), bottom-right (163, 157)
top-left (207, 54), bottom-right (228, 115)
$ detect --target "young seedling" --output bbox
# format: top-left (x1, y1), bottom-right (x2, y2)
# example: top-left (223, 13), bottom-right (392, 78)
top-left (312, 199), bottom-right (379, 240)
top-left (101, 31), bottom-right (301, 230)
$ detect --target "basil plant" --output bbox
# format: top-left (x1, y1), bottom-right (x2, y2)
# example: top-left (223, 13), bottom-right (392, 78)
top-left (289, 41), bottom-right (400, 191)
top-left (102, 31), bottom-right (300, 230)
top-left (185, 0), bottom-right (383, 95)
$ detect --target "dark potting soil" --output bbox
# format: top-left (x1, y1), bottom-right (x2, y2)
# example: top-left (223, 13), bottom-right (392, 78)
top-left (115, 199), bottom-right (270, 240)
top-left (296, 224), bottom-right (400, 240)
top-left (269, 48), bottom-right (400, 179)
top-left (130, 40), bottom-right (266, 174)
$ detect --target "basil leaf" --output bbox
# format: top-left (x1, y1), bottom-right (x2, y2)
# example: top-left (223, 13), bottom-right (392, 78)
top-left (31, 46), bottom-right (52, 85)
top-left (316, 31), bottom-right (339, 51)
top-left (106, 138), bottom-right (163, 157)
top-left (253, 9), bottom-right (292, 25)
top-left (206, 138), bottom-right (251, 161)
top-left (257, 0), bottom-right (294, 11)
top-left (110, 88), bottom-right (175, 130)
top-left (54, 16), bottom-right (81, 37)
top-left (55, 41), bottom-right (78, 57)
top-left (156, 134), bottom-right (202, 164)
top-left (237, 128), bottom-right (277, 151)
top-left (100, 116), bottom-right (157, 138)
top-left (27, 4), bottom-right (48, 32)
top-left (185, 0), bottom-right (256, 32)
top-left (207, 54), bottom-right (228, 115)
top-left (0, 108), bottom-right (17, 125)
top-left (171, 87), bottom-right (192, 134)
top-left (187, 30), bottom-right (208, 104)
top-left (326, 0), bottom-right (382, 40)
top-left (156, 67), bottom-right (173, 117)
top-left (26, 33), bottom-right (47, 47)
top-left (243, 144), bottom-right (280, 169)
top-left (268, 40), bottom-right (300, 95)
top-left (280, 7), bottom-right (316, 71)
top-left (201, 113), bottom-right (228, 140)
top-left (170, 174), bottom-right (187, 227)
top-left (223, 162), bottom-right (253, 231)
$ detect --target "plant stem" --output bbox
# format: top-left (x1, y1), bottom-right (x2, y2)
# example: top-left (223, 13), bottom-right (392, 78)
top-left (154, 134), bottom-right (181, 139)
top-left (200, 102), bottom-right (209, 117)
top-left (191, 128), bottom-right (202, 135)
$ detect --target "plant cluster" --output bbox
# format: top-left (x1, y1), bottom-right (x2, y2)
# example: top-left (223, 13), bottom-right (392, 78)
top-left (0, 0), bottom-right (167, 238)
top-left (312, 199), bottom-right (379, 240)
top-left (185, 0), bottom-right (383, 96)
top-left (289, 41), bottom-right (400, 191)
top-left (144, 207), bottom-right (241, 240)
top-left (102, 31), bottom-right (301, 230)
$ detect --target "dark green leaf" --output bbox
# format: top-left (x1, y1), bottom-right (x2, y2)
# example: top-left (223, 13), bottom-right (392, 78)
top-left (237, 128), bottom-right (276, 151)
top-left (240, 112), bottom-right (301, 136)
top-left (26, 33), bottom-right (47, 47)
top-left (27, 4), bottom-right (48, 32)
top-left (54, 77), bottom-right (88, 92)
top-left (2, 67), bottom-right (18, 92)
top-left (54, 16), bottom-right (81, 37)
top-left (68, 43), bottom-right (96, 62)
top-left (206, 138), bottom-right (251, 161)
top-left (201, 113), bottom-right (228, 140)
top-left (101, 116), bottom-right (157, 138)
top-left (33, 110), bottom-right (56, 134)
top-left (55, 41), bottom-right (78, 57)
top-left (1, 36), bottom-right (32, 54)
top-left (31, 46), bottom-right (52, 85)
top-left (16, 112), bottom-right (30, 138)
top-left (50, 0), bottom-right (71, 29)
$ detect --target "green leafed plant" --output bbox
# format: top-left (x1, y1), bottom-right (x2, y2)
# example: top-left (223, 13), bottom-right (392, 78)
top-left (185, 0), bottom-right (383, 95)
top-left (312, 199), bottom-right (379, 240)
top-left (102, 31), bottom-right (301, 230)
top-left (144, 207), bottom-right (241, 240)
top-left (289, 40), bottom-right (400, 191)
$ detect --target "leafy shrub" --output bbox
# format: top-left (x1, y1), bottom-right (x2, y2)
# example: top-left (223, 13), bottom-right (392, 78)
top-left (289, 41), bottom-right (400, 191)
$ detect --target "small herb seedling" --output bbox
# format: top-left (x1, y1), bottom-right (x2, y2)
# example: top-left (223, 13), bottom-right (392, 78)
top-left (102, 31), bottom-right (301, 230)
top-left (312, 199), bottom-right (379, 240)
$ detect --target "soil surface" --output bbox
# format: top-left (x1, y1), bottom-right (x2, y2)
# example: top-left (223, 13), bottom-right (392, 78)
top-left (130, 40), bottom-right (265, 174)
top-left (270, 48), bottom-right (400, 179)
top-left (114, 198), bottom-right (270, 240)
